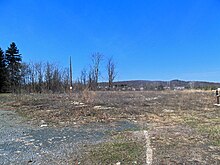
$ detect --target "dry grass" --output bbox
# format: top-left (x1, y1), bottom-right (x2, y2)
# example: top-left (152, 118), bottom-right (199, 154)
top-left (0, 90), bottom-right (219, 164)
top-left (80, 131), bottom-right (146, 165)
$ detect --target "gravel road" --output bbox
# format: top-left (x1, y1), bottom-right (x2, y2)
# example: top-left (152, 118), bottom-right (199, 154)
top-left (0, 110), bottom-right (139, 164)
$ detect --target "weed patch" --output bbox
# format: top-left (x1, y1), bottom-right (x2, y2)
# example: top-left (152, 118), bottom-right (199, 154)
top-left (81, 132), bottom-right (145, 164)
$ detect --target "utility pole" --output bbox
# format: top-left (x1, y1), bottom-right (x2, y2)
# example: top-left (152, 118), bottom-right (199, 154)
top-left (70, 56), bottom-right (73, 94)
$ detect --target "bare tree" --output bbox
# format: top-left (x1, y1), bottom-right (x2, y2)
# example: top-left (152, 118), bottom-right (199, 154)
top-left (35, 62), bottom-right (43, 93)
top-left (45, 62), bottom-right (53, 91)
top-left (88, 66), bottom-right (95, 90)
top-left (91, 53), bottom-right (103, 89)
top-left (62, 68), bottom-right (70, 92)
top-left (29, 62), bottom-right (36, 92)
top-left (80, 68), bottom-right (87, 86)
top-left (51, 67), bottom-right (62, 93)
top-left (107, 57), bottom-right (117, 88)
top-left (20, 62), bottom-right (31, 92)
top-left (18, 61), bottom-right (75, 93)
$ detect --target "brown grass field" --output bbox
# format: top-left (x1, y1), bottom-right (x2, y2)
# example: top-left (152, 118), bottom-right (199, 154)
top-left (0, 90), bottom-right (219, 164)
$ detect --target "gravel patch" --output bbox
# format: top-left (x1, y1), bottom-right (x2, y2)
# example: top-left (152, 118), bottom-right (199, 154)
top-left (0, 110), bottom-right (139, 164)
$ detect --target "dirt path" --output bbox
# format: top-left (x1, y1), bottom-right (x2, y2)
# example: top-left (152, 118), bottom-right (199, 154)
top-left (0, 110), bottom-right (140, 164)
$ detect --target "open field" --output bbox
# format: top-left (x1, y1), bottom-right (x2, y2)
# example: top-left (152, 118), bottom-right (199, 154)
top-left (0, 90), bottom-right (219, 164)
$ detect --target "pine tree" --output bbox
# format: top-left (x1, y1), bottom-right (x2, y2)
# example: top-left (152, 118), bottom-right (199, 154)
top-left (5, 42), bottom-right (22, 93)
top-left (0, 48), bottom-right (7, 92)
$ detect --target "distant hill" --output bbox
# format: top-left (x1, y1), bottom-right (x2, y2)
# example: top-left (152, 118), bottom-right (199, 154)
top-left (99, 80), bottom-right (220, 90)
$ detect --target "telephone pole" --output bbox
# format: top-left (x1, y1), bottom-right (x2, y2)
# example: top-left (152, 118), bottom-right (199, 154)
top-left (70, 56), bottom-right (73, 94)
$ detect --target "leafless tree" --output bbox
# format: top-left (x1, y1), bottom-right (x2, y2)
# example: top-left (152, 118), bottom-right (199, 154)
top-left (88, 66), bottom-right (95, 90)
top-left (35, 62), bottom-right (43, 93)
top-left (51, 67), bottom-right (62, 93)
top-left (91, 53), bottom-right (103, 89)
top-left (18, 61), bottom-right (72, 93)
top-left (80, 68), bottom-right (87, 86)
top-left (29, 62), bottom-right (36, 92)
top-left (20, 62), bottom-right (31, 91)
top-left (45, 62), bottom-right (53, 91)
top-left (107, 57), bottom-right (117, 88)
top-left (62, 68), bottom-right (70, 92)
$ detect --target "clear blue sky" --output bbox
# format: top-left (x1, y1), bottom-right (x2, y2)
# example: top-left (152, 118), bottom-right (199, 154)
top-left (1, 0), bottom-right (220, 82)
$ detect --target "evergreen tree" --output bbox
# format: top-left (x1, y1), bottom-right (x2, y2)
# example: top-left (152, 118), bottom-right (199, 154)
top-left (5, 42), bottom-right (22, 93)
top-left (0, 48), bottom-right (7, 92)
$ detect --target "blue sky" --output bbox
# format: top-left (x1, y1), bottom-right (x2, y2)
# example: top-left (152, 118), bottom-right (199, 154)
top-left (1, 0), bottom-right (220, 82)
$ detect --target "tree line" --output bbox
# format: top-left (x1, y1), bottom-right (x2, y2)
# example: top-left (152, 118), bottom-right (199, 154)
top-left (0, 42), bottom-right (117, 93)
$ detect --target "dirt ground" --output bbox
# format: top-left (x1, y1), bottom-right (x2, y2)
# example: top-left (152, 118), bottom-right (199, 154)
top-left (0, 90), bottom-right (219, 164)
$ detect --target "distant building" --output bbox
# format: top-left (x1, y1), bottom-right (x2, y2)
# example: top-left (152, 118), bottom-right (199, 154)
top-left (174, 86), bottom-right (185, 90)
top-left (140, 87), bottom-right (144, 91)
top-left (164, 86), bottom-right (171, 90)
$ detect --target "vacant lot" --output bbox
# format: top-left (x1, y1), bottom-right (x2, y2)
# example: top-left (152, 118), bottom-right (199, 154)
top-left (0, 90), bottom-right (219, 164)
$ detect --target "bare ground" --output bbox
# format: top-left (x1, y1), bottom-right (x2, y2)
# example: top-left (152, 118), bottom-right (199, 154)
top-left (0, 90), bottom-right (219, 164)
